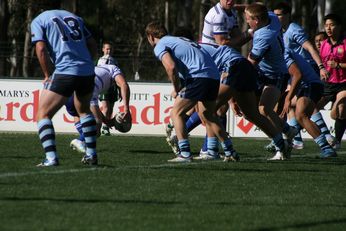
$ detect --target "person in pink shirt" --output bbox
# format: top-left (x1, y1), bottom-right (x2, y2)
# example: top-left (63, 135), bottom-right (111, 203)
top-left (319, 13), bottom-right (346, 149)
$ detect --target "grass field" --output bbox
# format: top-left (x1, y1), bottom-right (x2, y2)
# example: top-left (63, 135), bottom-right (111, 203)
top-left (0, 133), bottom-right (345, 231)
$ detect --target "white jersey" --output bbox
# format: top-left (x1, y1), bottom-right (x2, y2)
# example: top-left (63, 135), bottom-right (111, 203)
top-left (91, 64), bottom-right (122, 106)
top-left (201, 3), bottom-right (238, 45)
top-left (97, 55), bottom-right (117, 66)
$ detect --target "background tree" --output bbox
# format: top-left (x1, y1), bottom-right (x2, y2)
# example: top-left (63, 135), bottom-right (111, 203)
top-left (0, 0), bottom-right (9, 76)
top-left (0, 0), bottom-right (345, 80)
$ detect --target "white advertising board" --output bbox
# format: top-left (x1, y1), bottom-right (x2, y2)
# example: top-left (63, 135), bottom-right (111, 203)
top-left (0, 79), bottom-right (340, 139)
top-left (0, 79), bottom-right (207, 136)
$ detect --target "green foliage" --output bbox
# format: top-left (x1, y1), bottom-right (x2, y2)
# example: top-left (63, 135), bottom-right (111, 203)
top-left (2, 0), bottom-right (346, 79)
top-left (0, 133), bottom-right (345, 230)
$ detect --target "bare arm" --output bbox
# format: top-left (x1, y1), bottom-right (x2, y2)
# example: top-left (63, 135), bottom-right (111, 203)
top-left (214, 27), bottom-right (251, 49)
top-left (35, 41), bottom-right (52, 82)
top-left (302, 40), bottom-right (329, 80)
top-left (247, 53), bottom-right (259, 66)
top-left (161, 52), bottom-right (180, 97)
top-left (115, 74), bottom-right (131, 115)
top-left (90, 105), bottom-right (106, 137)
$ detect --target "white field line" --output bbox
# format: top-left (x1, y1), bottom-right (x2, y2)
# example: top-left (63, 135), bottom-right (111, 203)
top-left (1, 150), bottom-right (344, 179)
top-left (0, 161), bottom-right (207, 179)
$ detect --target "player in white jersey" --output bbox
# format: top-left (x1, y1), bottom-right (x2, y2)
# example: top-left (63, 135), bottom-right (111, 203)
top-left (97, 42), bottom-right (119, 136)
top-left (66, 64), bottom-right (131, 153)
top-left (97, 42), bottom-right (117, 66)
top-left (201, 0), bottom-right (252, 48)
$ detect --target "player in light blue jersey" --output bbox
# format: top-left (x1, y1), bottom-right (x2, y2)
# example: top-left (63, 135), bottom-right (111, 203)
top-left (165, 43), bottom-right (291, 160)
top-left (281, 50), bottom-right (336, 158)
top-left (248, 11), bottom-right (287, 78)
top-left (273, 2), bottom-right (333, 149)
top-left (273, 2), bottom-right (328, 79)
top-left (245, 3), bottom-right (297, 160)
top-left (146, 21), bottom-right (239, 163)
top-left (195, 43), bottom-right (291, 160)
top-left (187, 0), bottom-right (253, 156)
top-left (66, 64), bottom-right (131, 154)
top-left (31, 9), bottom-right (98, 166)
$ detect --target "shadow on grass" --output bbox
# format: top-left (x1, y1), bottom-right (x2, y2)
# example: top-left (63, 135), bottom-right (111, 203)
top-left (253, 217), bottom-right (346, 231)
top-left (0, 156), bottom-right (37, 160)
top-left (150, 165), bottom-right (323, 173)
top-left (213, 201), bottom-right (346, 208)
top-left (129, 150), bottom-right (172, 154)
top-left (0, 196), bottom-right (182, 206)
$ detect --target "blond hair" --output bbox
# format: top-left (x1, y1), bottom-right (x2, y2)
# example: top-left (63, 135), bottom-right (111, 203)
top-left (245, 3), bottom-right (268, 22)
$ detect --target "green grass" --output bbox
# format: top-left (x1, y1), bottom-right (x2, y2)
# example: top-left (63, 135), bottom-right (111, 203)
top-left (0, 133), bottom-right (345, 231)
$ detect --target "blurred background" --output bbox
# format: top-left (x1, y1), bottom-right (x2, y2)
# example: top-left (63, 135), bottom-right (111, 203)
top-left (0, 0), bottom-right (345, 81)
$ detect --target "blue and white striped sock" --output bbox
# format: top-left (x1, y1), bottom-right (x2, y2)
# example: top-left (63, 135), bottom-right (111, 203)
top-left (207, 137), bottom-right (219, 156)
top-left (80, 114), bottom-right (97, 156)
top-left (38, 118), bottom-right (57, 160)
top-left (311, 112), bottom-right (331, 137)
top-left (178, 139), bottom-right (191, 158)
top-left (288, 118), bottom-right (302, 141)
top-left (314, 134), bottom-right (331, 151)
top-left (75, 121), bottom-right (85, 141)
top-left (221, 138), bottom-right (234, 157)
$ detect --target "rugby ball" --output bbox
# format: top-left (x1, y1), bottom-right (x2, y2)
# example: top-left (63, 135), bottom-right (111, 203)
top-left (113, 112), bottom-right (132, 133)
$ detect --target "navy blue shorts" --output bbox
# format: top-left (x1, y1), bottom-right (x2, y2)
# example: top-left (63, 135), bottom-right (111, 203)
top-left (296, 82), bottom-right (324, 104)
top-left (65, 95), bottom-right (78, 117)
top-left (258, 73), bottom-right (290, 93)
top-left (44, 73), bottom-right (95, 97)
top-left (221, 58), bottom-right (258, 91)
top-left (99, 85), bottom-right (119, 103)
top-left (179, 78), bottom-right (219, 101)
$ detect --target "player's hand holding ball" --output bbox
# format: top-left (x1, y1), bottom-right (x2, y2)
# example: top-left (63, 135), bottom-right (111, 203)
top-left (113, 111), bottom-right (132, 133)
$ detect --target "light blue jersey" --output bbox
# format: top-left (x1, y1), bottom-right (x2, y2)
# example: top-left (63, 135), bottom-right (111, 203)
top-left (31, 10), bottom-right (94, 76)
top-left (250, 12), bottom-right (288, 78)
top-left (200, 43), bottom-right (244, 72)
top-left (284, 23), bottom-right (314, 64)
top-left (154, 36), bottom-right (219, 80)
top-left (285, 50), bottom-right (321, 86)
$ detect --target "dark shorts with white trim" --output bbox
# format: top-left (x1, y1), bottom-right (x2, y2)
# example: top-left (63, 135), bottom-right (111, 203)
top-left (44, 73), bottom-right (95, 97)
top-left (179, 78), bottom-right (219, 101)
top-left (221, 58), bottom-right (258, 92)
top-left (257, 73), bottom-right (290, 94)
top-left (296, 82), bottom-right (324, 104)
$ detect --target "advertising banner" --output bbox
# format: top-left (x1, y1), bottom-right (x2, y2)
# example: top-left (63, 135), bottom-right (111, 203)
top-left (0, 79), bottom-right (340, 139)
top-left (0, 80), bottom-right (207, 136)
